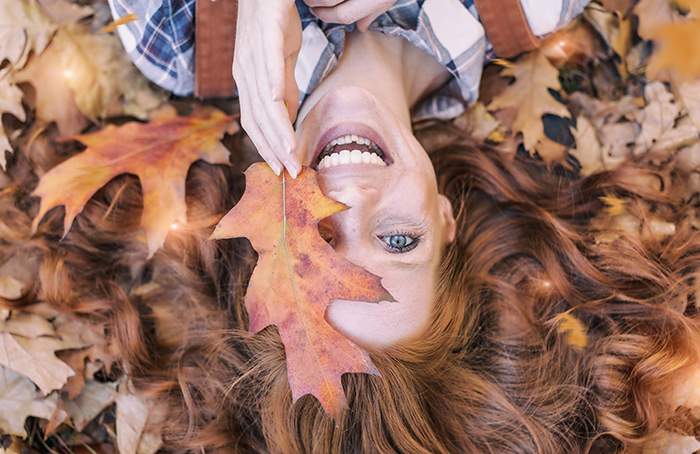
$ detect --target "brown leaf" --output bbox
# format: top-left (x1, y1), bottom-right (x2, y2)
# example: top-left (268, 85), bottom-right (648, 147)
top-left (487, 50), bottom-right (571, 160)
top-left (584, 6), bottom-right (632, 75)
top-left (115, 382), bottom-right (163, 454)
top-left (0, 332), bottom-right (76, 394)
top-left (554, 313), bottom-right (590, 351)
top-left (43, 395), bottom-right (69, 437)
top-left (209, 164), bottom-right (393, 421)
top-left (64, 379), bottom-right (117, 431)
top-left (31, 106), bottom-right (236, 257)
top-left (0, 365), bottom-right (58, 437)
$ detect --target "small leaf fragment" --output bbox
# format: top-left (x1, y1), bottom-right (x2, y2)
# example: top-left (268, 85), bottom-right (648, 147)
top-left (554, 313), bottom-right (590, 352)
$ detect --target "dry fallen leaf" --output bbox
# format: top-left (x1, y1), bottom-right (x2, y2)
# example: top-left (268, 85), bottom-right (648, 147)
top-left (554, 312), bottom-right (590, 352)
top-left (0, 312), bottom-right (56, 338)
top-left (571, 115), bottom-right (605, 176)
top-left (116, 382), bottom-right (163, 454)
top-left (0, 365), bottom-right (57, 437)
top-left (643, 0), bottom-right (700, 82)
top-left (584, 5), bottom-right (631, 75)
top-left (0, 276), bottom-right (26, 300)
top-left (31, 106), bottom-right (237, 257)
top-left (0, 0), bottom-right (56, 167)
top-left (487, 50), bottom-right (571, 162)
top-left (210, 164), bottom-right (394, 421)
top-left (13, 36), bottom-right (90, 136)
top-left (0, 331), bottom-right (81, 394)
top-left (64, 379), bottom-right (117, 431)
top-left (0, 0), bottom-right (56, 72)
top-left (97, 13), bottom-right (139, 34)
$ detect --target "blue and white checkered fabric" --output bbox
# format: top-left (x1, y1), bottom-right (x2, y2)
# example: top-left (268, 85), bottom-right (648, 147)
top-left (108, 0), bottom-right (590, 120)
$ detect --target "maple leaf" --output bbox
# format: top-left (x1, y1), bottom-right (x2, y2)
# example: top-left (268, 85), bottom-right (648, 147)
top-left (0, 365), bottom-right (58, 437)
top-left (209, 163), bottom-right (393, 421)
top-left (31, 106), bottom-right (237, 257)
top-left (487, 50), bottom-right (571, 162)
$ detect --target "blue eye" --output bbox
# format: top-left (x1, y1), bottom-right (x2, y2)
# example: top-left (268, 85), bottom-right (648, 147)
top-left (380, 234), bottom-right (419, 252)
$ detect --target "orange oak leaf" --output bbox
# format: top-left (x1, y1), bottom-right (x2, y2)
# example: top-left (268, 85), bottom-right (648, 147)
top-left (209, 163), bottom-right (393, 421)
top-left (31, 106), bottom-right (237, 257)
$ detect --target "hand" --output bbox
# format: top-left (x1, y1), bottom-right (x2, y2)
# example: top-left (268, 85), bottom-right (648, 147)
top-left (306, 0), bottom-right (395, 31)
top-left (233, 0), bottom-right (303, 177)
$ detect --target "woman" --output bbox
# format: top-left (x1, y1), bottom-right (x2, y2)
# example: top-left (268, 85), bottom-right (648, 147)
top-left (6, 0), bottom-right (700, 452)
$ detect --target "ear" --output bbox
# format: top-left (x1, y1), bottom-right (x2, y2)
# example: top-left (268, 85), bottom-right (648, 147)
top-left (438, 194), bottom-right (456, 243)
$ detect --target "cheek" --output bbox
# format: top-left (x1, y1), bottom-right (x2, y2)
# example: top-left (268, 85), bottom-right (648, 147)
top-left (325, 270), bottom-right (435, 350)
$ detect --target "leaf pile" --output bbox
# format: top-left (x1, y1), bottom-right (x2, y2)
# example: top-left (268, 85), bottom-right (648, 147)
top-left (2, 0), bottom-right (700, 451)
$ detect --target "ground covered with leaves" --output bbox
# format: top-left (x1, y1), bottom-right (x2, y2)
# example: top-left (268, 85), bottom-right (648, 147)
top-left (2, 0), bottom-right (700, 453)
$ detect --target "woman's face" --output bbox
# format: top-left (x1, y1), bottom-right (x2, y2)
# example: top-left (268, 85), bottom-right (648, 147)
top-left (295, 86), bottom-right (456, 349)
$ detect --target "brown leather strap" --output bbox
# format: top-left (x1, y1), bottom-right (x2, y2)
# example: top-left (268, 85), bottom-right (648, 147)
top-left (473, 0), bottom-right (541, 58)
top-left (194, 0), bottom-right (238, 99)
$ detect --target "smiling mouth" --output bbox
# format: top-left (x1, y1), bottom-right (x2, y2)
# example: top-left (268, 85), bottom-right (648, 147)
top-left (315, 134), bottom-right (389, 170)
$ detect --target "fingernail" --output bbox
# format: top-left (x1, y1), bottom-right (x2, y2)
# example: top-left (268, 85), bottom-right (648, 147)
top-left (270, 161), bottom-right (281, 175)
top-left (285, 161), bottom-right (300, 179)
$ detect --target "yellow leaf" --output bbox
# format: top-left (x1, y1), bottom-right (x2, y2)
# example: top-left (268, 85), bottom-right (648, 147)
top-left (554, 313), bottom-right (590, 351)
top-left (487, 50), bottom-right (571, 160)
top-left (97, 13), bottom-right (139, 34)
top-left (600, 194), bottom-right (627, 214)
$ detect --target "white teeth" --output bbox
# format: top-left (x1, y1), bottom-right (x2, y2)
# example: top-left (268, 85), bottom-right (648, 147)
top-left (316, 150), bottom-right (386, 169)
top-left (317, 134), bottom-right (388, 169)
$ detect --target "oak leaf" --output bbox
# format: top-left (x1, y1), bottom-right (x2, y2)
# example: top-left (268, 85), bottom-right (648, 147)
top-left (0, 332), bottom-right (79, 394)
top-left (31, 106), bottom-right (236, 257)
top-left (487, 50), bottom-right (571, 162)
top-left (209, 164), bottom-right (393, 421)
top-left (0, 0), bottom-right (56, 72)
top-left (0, 365), bottom-right (57, 437)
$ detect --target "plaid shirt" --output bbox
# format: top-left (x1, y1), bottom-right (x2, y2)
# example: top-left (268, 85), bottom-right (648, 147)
top-left (109, 0), bottom-right (590, 120)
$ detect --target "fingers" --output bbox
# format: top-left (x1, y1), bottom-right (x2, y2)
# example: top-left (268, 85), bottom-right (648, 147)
top-left (309, 0), bottom-right (394, 26)
top-left (233, 0), bottom-right (302, 178)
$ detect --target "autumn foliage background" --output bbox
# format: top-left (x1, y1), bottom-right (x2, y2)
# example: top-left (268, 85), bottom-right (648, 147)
top-left (2, 0), bottom-right (700, 452)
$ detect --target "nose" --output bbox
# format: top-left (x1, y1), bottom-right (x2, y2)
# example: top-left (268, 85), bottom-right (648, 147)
top-left (321, 184), bottom-right (381, 266)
